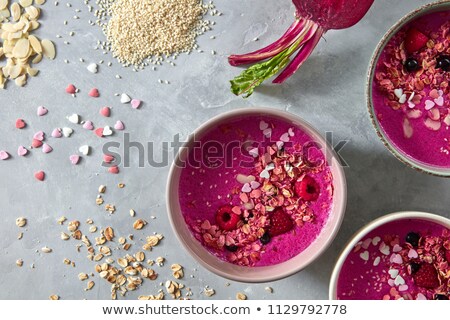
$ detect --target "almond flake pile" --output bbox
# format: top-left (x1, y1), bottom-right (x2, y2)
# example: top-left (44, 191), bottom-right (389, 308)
top-left (95, 0), bottom-right (215, 67)
top-left (0, 0), bottom-right (55, 88)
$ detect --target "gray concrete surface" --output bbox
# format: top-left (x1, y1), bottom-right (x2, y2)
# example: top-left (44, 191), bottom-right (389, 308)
top-left (1, 0), bottom-right (449, 300)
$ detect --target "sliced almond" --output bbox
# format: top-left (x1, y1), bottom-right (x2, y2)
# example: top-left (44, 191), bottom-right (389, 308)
top-left (16, 217), bottom-right (27, 227)
top-left (15, 74), bottom-right (27, 86)
top-left (41, 39), bottom-right (55, 59)
top-left (41, 246), bottom-right (52, 253)
top-left (19, 0), bottom-right (33, 7)
top-left (78, 273), bottom-right (89, 281)
top-left (28, 34), bottom-right (41, 53)
top-left (35, 0), bottom-right (46, 5)
top-left (0, 0), bottom-right (9, 11)
top-left (104, 227), bottom-right (114, 241)
top-left (60, 232), bottom-right (70, 240)
top-left (11, 3), bottom-right (20, 22)
top-left (424, 118), bottom-right (441, 131)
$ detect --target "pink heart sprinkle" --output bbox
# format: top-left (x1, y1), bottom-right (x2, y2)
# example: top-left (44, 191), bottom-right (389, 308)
top-left (33, 131), bottom-right (45, 141)
top-left (434, 96), bottom-right (444, 107)
top-left (280, 133), bottom-right (290, 142)
top-left (390, 253), bottom-right (403, 264)
top-left (429, 89), bottom-right (439, 99)
top-left (69, 155), bottom-right (80, 165)
top-left (17, 146), bottom-right (28, 156)
top-left (398, 285), bottom-right (409, 292)
top-left (425, 100), bottom-right (435, 110)
top-left (51, 128), bottom-right (62, 138)
top-left (114, 120), bottom-right (125, 130)
top-left (65, 84), bottom-right (76, 94)
top-left (108, 165), bottom-right (119, 174)
top-left (82, 121), bottom-right (94, 130)
top-left (0, 150), bottom-right (10, 160)
top-left (241, 183), bottom-right (252, 193)
top-left (42, 143), bottom-right (53, 154)
top-left (408, 249), bottom-right (418, 259)
top-left (89, 88), bottom-right (100, 98)
top-left (392, 244), bottom-right (402, 253)
top-left (131, 99), bottom-right (141, 109)
top-left (37, 106), bottom-right (48, 116)
top-left (100, 107), bottom-right (111, 117)
top-left (250, 181), bottom-right (260, 189)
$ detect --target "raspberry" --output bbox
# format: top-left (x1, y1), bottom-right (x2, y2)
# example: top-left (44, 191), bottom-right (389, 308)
top-left (215, 205), bottom-right (241, 231)
top-left (404, 28), bottom-right (429, 54)
top-left (268, 208), bottom-right (293, 237)
top-left (413, 264), bottom-right (440, 289)
top-left (294, 175), bottom-right (320, 201)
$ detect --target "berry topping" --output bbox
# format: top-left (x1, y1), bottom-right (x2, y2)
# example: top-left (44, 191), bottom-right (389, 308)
top-left (437, 55), bottom-right (450, 71)
top-left (268, 208), bottom-right (293, 237)
top-left (409, 262), bottom-right (421, 274)
top-left (413, 263), bottom-right (440, 289)
top-left (404, 28), bottom-right (429, 54)
top-left (215, 205), bottom-right (241, 231)
top-left (225, 245), bottom-right (238, 252)
top-left (434, 294), bottom-right (449, 300)
top-left (405, 232), bottom-right (420, 247)
top-left (445, 250), bottom-right (450, 263)
top-left (404, 58), bottom-right (420, 72)
top-left (294, 175), bottom-right (320, 201)
top-left (260, 231), bottom-right (271, 245)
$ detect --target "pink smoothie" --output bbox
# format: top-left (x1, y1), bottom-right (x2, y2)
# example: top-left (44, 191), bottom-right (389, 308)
top-left (178, 114), bottom-right (334, 267)
top-left (337, 219), bottom-right (450, 300)
top-left (372, 10), bottom-right (450, 167)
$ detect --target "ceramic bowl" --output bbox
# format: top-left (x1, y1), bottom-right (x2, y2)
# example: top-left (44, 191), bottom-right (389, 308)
top-left (367, 1), bottom-right (450, 176)
top-left (166, 108), bottom-right (347, 282)
top-left (329, 211), bottom-right (450, 299)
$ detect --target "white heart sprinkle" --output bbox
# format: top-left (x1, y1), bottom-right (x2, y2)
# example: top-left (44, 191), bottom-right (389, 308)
top-left (120, 93), bottom-right (131, 104)
top-left (266, 163), bottom-right (275, 171)
top-left (408, 249), bottom-right (418, 259)
top-left (260, 170), bottom-right (270, 179)
top-left (408, 101), bottom-right (416, 109)
top-left (372, 237), bottom-right (381, 246)
top-left (416, 293), bottom-right (427, 300)
top-left (398, 284), bottom-right (409, 292)
top-left (394, 88), bottom-right (403, 99)
top-left (399, 94), bottom-right (407, 104)
top-left (359, 251), bottom-right (369, 261)
top-left (388, 279), bottom-right (395, 287)
top-left (79, 145), bottom-right (90, 155)
top-left (248, 147), bottom-right (259, 157)
top-left (250, 181), bottom-right (260, 189)
top-left (434, 96), bottom-right (444, 107)
top-left (379, 242), bottom-right (390, 255)
top-left (394, 275), bottom-right (405, 286)
top-left (103, 126), bottom-right (113, 136)
top-left (280, 133), bottom-right (290, 142)
top-left (425, 100), bottom-right (435, 110)
top-left (276, 141), bottom-right (284, 149)
top-left (259, 121), bottom-right (269, 131)
top-left (67, 114), bottom-right (80, 124)
top-left (388, 269), bottom-right (399, 279)
top-left (241, 183), bottom-right (251, 193)
top-left (87, 63), bottom-right (98, 73)
top-left (62, 127), bottom-right (73, 138)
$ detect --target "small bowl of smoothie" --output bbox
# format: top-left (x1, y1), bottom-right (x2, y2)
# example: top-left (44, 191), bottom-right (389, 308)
top-left (167, 108), bottom-right (347, 282)
top-left (330, 211), bottom-right (450, 300)
top-left (368, 1), bottom-right (450, 176)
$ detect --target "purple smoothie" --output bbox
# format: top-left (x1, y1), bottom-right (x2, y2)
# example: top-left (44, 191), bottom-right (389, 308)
top-left (337, 218), bottom-right (450, 300)
top-left (178, 114), bottom-right (334, 267)
top-left (372, 10), bottom-right (450, 167)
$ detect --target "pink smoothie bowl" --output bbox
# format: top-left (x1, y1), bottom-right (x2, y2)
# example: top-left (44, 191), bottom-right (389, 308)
top-left (166, 108), bottom-right (347, 283)
top-left (329, 211), bottom-right (450, 300)
top-left (367, 1), bottom-right (450, 177)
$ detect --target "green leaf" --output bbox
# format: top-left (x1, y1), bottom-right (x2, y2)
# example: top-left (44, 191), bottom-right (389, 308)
top-left (230, 40), bottom-right (301, 98)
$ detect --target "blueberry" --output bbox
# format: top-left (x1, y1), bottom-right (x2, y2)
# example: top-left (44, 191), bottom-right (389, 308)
top-left (437, 55), bottom-right (450, 71)
top-left (405, 232), bottom-right (420, 247)
top-left (434, 294), bottom-right (448, 300)
top-left (404, 58), bottom-right (420, 72)
top-left (409, 262), bottom-right (421, 274)
top-left (260, 232), bottom-right (271, 245)
top-left (225, 245), bottom-right (238, 252)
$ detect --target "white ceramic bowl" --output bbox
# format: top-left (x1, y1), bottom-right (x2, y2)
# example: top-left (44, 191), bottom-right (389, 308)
top-left (329, 211), bottom-right (450, 299)
top-left (166, 108), bottom-right (347, 282)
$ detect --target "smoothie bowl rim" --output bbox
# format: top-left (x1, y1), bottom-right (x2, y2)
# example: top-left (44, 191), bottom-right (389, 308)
top-left (366, 0), bottom-right (450, 177)
top-left (166, 107), bottom-right (347, 283)
top-left (329, 211), bottom-right (450, 300)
